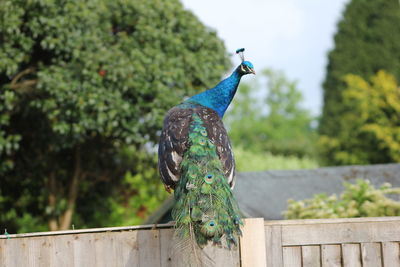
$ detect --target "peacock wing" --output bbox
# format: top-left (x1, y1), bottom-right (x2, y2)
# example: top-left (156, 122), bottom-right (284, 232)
top-left (158, 104), bottom-right (236, 190)
top-left (196, 107), bottom-right (236, 188)
top-left (158, 106), bottom-right (192, 189)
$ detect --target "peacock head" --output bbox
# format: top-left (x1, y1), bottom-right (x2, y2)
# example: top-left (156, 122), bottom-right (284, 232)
top-left (238, 61), bottom-right (255, 75)
top-left (236, 48), bottom-right (255, 75)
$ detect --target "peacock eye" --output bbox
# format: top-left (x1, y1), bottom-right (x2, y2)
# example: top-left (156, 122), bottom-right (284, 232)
top-left (204, 173), bottom-right (214, 184)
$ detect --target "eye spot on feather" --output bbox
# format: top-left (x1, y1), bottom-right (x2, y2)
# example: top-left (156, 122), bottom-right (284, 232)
top-left (199, 138), bottom-right (206, 146)
top-left (200, 219), bottom-right (221, 237)
top-left (204, 173), bottom-right (214, 184)
top-left (200, 129), bottom-right (207, 136)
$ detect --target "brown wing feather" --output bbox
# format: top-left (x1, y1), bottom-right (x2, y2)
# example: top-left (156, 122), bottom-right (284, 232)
top-left (158, 104), bottom-right (236, 189)
top-left (196, 107), bottom-right (236, 188)
top-left (158, 106), bottom-right (192, 188)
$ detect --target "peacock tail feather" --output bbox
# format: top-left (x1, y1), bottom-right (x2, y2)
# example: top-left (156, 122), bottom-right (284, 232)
top-left (171, 113), bottom-right (243, 249)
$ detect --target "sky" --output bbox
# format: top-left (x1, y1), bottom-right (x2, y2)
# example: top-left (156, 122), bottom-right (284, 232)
top-left (181, 0), bottom-right (350, 116)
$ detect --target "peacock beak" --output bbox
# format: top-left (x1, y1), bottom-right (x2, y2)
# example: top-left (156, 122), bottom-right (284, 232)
top-left (250, 68), bottom-right (256, 75)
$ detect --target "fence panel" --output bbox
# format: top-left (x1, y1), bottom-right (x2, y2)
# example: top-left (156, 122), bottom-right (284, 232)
top-left (265, 217), bottom-right (400, 267)
top-left (1, 217), bottom-right (400, 266)
top-left (0, 223), bottom-right (239, 267)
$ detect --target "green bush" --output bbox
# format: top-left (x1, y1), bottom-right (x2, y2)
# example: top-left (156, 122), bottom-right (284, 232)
top-left (284, 179), bottom-right (400, 219)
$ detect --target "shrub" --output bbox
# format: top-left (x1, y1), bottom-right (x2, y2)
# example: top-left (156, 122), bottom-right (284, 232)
top-left (284, 179), bottom-right (400, 219)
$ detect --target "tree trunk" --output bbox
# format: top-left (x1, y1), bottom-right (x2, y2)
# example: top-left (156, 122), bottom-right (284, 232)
top-left (59, 147), bottom-right (82, 230)
top-left (47, 172), bottom-right (59, 231)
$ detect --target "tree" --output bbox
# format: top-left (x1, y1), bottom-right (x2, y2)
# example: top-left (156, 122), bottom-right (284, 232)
top-left (0, 0), bottom-right (230, 232)
top-left (319, 0), bottom-right (400, 164)
top-left (319, 71), bottom-right (400, 165)
top-left (226, 68), bottom-right (316, 158)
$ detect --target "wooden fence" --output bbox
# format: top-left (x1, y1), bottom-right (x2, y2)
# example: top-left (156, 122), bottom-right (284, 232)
top-left (1, 217), bottom-right (399, 266)
top-left (264, 217), bottom-right (400, 267)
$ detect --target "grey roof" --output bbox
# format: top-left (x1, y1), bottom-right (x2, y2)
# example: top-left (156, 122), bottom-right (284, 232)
top-left (147, 163), bottom-right (400, 223)
top-left (234, 163), bottom-right (400, 220)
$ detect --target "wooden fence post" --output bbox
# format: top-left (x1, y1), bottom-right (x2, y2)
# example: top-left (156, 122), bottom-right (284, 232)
top-left (240, 218), bottom-right (267, 267)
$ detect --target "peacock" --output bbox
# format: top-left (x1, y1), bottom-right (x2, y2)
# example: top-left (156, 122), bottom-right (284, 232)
top-left (158, 48), bottom-right (255, 262)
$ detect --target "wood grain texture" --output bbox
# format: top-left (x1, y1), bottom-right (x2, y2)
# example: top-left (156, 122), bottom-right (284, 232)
top-left (240, 218), bottom-right (267, 267)
top-left (113, 231), bottom-right (139, 267)
top-left (264, 216), bottom-right (400, 226)
top-left (0, 239), bottom-right (5, 267)
top-left (283, 246), bottom-right (301, 267)
top-left (265, 225), bottom-right (283, 267)
top-left (282, 221), bottom-right (400, 246)
top-left (382, 242), bottom-right (400, 267)
top-left (73, 234), bottom-right (96, 267)
top-left (53, 234), bottom-right (74, 267)
top-left (30, 236), bottom-right (55, 266)
top-left (361, 242), bottom-right (382, 267)
top-left (1, 218), bottom-right (400, 266)
top-left (160, 228), bottom-right (175, 267)
top-left (203, 242), bottom-right (240, 267)
top-left (342, 243), bottom-right (361, 267)
top-left (321, 245), bottom-right (341, 267)
top-left (138, 229), bottom-right (161, 267)
top-left (3, 238), bottom-right (30, 267)
top-left (302, 245), bottom-right (321, 267)
top-left (94, 232), bottom-right (116, 267)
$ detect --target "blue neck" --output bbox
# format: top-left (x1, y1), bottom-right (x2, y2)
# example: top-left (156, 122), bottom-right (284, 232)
top-left (185, 69), bottom-right (242, 117)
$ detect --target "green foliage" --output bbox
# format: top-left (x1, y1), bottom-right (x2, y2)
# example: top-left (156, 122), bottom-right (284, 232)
top-left (70, 147), bottom-right (169, 229)
top-left (285, 179), bottom-right (400, 219)
top-left (319, 71), bottom-right (400, 165)
top-left (97, 154), bottom-right (169, 227)
top-left (0, 195), bottom-right (47, 233)
top-left (319, 0), bottom-right (400, 164)
top-left (0, 0), bottom-right (229, 232)
top-left (226, 68), bottom-right (317, 158)
top-left (234, 146), bottom-right (318, 172)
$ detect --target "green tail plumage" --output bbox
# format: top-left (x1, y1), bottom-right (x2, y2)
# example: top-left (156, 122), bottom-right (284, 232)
top-left (171, 114), bottom-right (243, 249)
